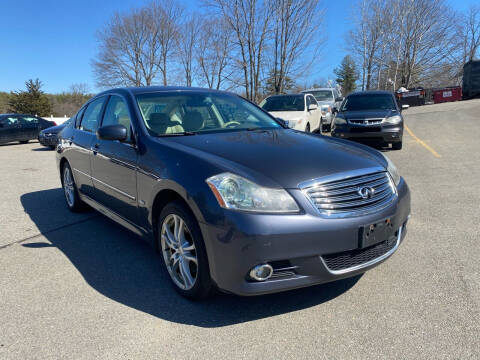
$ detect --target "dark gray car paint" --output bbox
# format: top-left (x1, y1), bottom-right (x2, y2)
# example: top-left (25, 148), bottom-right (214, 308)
top-left (57, 87), bottom-right (410, 296)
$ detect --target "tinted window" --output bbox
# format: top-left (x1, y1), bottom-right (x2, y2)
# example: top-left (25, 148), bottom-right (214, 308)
top-left (341, 94), bottom-right (396, 111)
top-left (20, 116), bottom-right (39, 124)
top-left (102, 96), bottom-right (132, 141)
top-left (0, 117), bottom-right (18, 128)
top-left (75, 107), bottom-right (86, 128)
top-left (136, 92), bottom-right (281, 136)
top-left (259, 95), bottom-right (305, 112)
top-left (80, 97), bottom-right (106, 133)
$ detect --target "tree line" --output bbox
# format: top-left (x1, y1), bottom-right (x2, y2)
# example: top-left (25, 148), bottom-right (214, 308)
top-left (347, 0), bottom-right (480, 91)
top-left (92, 0), bottom-right (325, 102)
top-left (1, 80), bottom-right (92, 117)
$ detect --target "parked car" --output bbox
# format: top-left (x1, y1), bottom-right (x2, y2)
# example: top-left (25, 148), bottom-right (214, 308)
top-left (38, 118), bottom-right (72, 149)
top-left (331, 91), bottom-right (408, 150)
top-left (259, 93), bottom-right (321, 132)
top-left (57, 87), bottom-right (410, 299)
top-left (301, 87), bottom-right (343, 132)
top-left (0, 114), bottom-right (56, 145)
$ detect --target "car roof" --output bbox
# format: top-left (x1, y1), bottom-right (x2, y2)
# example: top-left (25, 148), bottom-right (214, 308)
top-left (348, 90), bottom-right (394, 96)
top-left (266, 93), bottom-right (305, 98)
top-left (0, 113), bottom-right (43, 117)
top-left (97, 86), bottom-right (233, 97)
top-left (302, 88), bottom-right (335, 92)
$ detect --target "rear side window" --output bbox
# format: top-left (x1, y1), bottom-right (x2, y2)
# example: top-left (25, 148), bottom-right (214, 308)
top-left (80, 97), bottom-right (106, 133)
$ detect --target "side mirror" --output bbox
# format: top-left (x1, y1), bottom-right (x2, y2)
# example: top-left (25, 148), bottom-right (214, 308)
top-left (308, 104), bottom-right (318, 111)
top-left (401, 104), bottom-right (409, 111)
top-left (97, 124), bottom-right (127, 141)
top-left (335, 97), bottom-right (344, 102)
top-left (276, 117), bottom-right (289, 127)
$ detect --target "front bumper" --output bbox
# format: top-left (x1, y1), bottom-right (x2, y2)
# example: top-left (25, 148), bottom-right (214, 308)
top-left (38, 134), bottom-right (58, 146)
top-left (200, 178), bottom-right (410, 296)
top-left (332, 124), bottom-right (402, 143)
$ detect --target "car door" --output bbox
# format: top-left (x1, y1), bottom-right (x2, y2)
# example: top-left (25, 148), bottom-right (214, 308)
top-left (0, 116), bottom-right (21, 144)
top-left (306, 95), bottom-right (320, 131)
top-left (19, 116), bottom-right (40, 140)
top-left (90, 95), bottom-right (139, 223)
top-left (68, 96), bottom-right (107, 198)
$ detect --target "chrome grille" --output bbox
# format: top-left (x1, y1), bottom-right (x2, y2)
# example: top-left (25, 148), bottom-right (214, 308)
top-left (302, 171), bottom-right (396, 216)
top-left (349, 118), bottom-right (383, 125)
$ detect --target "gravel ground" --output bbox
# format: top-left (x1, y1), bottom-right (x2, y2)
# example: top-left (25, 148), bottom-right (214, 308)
top-left (0, 100), bottom-right (479, 359)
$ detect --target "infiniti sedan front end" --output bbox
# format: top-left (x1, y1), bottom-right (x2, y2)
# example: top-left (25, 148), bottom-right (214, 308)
top-left (57, 87), bottom-right (410, 299)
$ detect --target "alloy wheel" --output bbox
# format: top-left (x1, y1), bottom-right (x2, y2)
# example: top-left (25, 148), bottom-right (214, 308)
top-left (63, 166), bottom-right (75, 207)
top-left (161, 214), bottom-right (198, 290)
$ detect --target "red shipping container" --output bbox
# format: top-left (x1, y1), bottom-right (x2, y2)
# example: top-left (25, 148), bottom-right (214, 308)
top-left (433, 86), bottom-right (462, 103)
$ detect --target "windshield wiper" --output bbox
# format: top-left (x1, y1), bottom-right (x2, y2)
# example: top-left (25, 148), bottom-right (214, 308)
top-left (157, 131), bottom-right (197, 137)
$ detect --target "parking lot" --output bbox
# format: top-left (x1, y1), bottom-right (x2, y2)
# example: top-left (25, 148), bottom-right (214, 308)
top-left (1, 100), bottom-right (479, 359)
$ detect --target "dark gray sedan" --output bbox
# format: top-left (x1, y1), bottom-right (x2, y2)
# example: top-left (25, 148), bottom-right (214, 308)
top-left (0, 114), bottom-right (55, 145)
top-left (56, 87), bottom-right (410, 299)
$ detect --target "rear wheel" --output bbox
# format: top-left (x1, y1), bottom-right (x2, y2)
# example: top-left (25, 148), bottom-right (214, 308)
top-left (62, 162), bottom-right (87, 212)
top-left (392, 141), bottom-right (403, 150)
top-left (158, 201), bottom-right (213, 300)
top-left (19, 140), bottom-right (29, 144)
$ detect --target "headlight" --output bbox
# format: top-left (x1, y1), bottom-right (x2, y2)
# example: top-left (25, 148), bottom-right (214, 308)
top-left (334, 115), bottom-right (346, 125)
top-left (321, 105), bottom-right (331, 115)
top-left (206, 173), bottom-right (300, 213)
top-left (384, 115), bottom-right (402, 124)
top-left (382, 153), bottom-right (401, 186)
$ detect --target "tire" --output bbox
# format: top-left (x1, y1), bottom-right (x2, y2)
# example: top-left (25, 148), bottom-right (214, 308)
top-left (392, 141), bottom-right (403, 150)
top-left (61, 162), bottom-right (87, 212)
top-left (19, 140), bottom-right (29, 144)
top-left (49, 145), bottom-right (56, 150)
top-left (158, 201), bottom-right (214, 300)
top-left (305, 123), bottom-right (310, 133)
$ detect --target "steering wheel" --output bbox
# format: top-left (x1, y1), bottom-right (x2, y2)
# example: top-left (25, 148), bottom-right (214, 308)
top-left (224, 121), bottom-right (241, 129)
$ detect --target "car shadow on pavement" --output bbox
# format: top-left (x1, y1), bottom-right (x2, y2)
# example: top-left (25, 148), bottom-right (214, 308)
top-left (21, 189), bottom-right (362, 328)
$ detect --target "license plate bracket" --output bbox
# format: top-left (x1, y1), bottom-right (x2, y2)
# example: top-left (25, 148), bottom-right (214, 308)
top-left (359, 218), bottom-right (395, 248)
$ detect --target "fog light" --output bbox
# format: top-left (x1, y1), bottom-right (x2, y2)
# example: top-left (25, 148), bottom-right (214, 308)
top-left (249, 264), bottom-right (273, 281)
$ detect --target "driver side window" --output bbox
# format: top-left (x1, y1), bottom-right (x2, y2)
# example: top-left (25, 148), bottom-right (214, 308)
top-left (102, 96), bottom-right (132, 142)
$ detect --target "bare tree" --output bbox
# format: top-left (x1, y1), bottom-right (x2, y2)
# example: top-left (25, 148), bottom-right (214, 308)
top-left (269, 0), bottom-right (324, 94)
top-left (206, 0), bottom-right (272, 101)
top-left (151, 0), bottom-right (183, 86)
top-left (349, 0), bottom-right (457, 90)
top-left (177, 15), bottom-right (201, 86)
top-left (92, 7), bottom-right (162, 88)
top-left (196, 18), bottom-right (232, 89)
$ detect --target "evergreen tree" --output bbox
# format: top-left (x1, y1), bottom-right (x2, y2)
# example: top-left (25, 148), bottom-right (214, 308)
top-left (264, 70), bottom-right (296, 95)
top-left (334, 56), bottom-right (359, 95)
top-left (8, 79), bottom-right (52, 116)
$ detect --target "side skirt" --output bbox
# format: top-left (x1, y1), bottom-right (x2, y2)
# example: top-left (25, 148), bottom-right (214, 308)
top-left (79, 192), bottom-right (155, 246)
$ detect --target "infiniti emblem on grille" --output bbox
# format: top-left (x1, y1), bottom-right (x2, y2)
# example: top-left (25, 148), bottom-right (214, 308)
top-left (358, 186), bottom-right (375, 199)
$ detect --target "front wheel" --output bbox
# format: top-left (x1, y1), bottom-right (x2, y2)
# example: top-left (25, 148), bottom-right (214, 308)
top-left (392, 141), bottom-right (403, 150)
top-left (158, 201), bottom-right (213, 300)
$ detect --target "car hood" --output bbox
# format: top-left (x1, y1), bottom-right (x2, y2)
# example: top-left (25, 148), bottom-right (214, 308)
top-left (268, 111), bottom-right (305, 121)
top-left (164, 129), bottom-right (386, 189)
top-left (340, 109), bottom-right (397, 120)
top-left (41, 124), bottom-right (65, 134)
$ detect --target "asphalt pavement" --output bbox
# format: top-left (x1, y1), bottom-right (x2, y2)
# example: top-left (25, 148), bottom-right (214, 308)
top-left (0, 100), bottom-right (479, 359)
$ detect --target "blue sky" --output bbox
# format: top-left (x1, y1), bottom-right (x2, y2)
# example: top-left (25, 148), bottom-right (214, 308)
top-left (0, 0), bottom-right (476, 93)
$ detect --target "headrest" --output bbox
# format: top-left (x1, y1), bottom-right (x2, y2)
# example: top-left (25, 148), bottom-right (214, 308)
top-left (149, 113), bottom-right (170, 125)
top-left (182, 111), bottom-right (204, 132)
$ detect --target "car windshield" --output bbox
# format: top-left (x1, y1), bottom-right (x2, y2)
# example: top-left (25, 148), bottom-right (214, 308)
top-left (341, 94), bottom-right (395, 111)
top-left (307, 90), bottom-right (334, 101)
top-left (259, 95), bottom-right (305, 112)
top-left (136, 92), bottom-right (282, 136)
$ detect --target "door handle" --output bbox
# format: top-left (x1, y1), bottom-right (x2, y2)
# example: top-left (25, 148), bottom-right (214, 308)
top-left (91, 143), bottom-right (99, 154)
